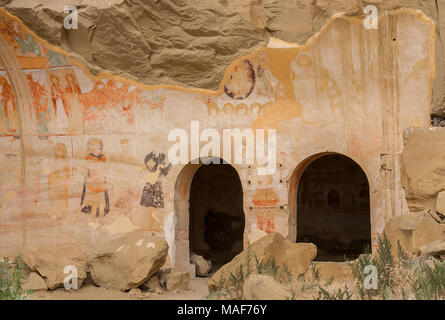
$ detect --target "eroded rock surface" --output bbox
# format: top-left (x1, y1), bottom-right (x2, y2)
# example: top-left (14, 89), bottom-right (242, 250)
top-left (165, 271), bottom-right (189, 292)
top-left (208, 232), bottom-right (317, 292)
top-left (4, 0), bottom-right (266, 90)
top-left (243, 274), bottom-right (289, 300)
top-left (141, 274), bottom-right (164, 293)
top-left (384, 211), bottom-right (443, 255)
top-left (87, 231), bottom-right (168, 291)
top-left (190, 253), bottom-right (212, 277)
top-left (419, 239), bottom-right (445, 258)
top-left (402, 127), bottom-right (445, 212)
top-left (21, 245), bottom-right (87, 290)
top-left (22, 272), bottom-right (47, 291)
top-left (3, 0), bottom-right (445, 115)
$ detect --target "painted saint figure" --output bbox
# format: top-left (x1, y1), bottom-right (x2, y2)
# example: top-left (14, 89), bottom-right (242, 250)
top-left (48, 143), bottom-right (69, 220)
top-left (224, 60), bottom-right (256, 100)
top-left (50, 75), bottom-right (70, 129)
top-left (26, 73), bottom-right (50, 133)
top-left (0, 76), bottom-right (18, 134)
top-left (140, 152), bottom-right (171, 232)
top-left (140, 152), bottom-right (172, 208)
top-left (81, 137), bottom-right (109, 222)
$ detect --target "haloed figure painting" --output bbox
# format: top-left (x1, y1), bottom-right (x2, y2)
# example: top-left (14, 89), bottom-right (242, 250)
top-left (140, 152), bottom-right (172, 209)
top-left (139, 152), bottom-right (172, 233)
top-left (81, 137), bottom-right (110, 222)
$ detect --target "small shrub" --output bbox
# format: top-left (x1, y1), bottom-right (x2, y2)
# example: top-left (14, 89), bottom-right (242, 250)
top-left (410, 259), bottom-right (445, 300)
top-left (311, 264), bottom-right (320, 282)
top-left (373, 233), bottom-right (396, 299)
top-left (314, 285), bottom-right (352, 300)
top-left (0, 254), bottom-right (32, 300)
top-left (347, 245), bottom-right (375, 299)
top-left (396, 241), bottom-right (411, 269)
top-left (347, 233), bottom-right (445, 300)
top-left (207, 245), bottom-right (295, 300)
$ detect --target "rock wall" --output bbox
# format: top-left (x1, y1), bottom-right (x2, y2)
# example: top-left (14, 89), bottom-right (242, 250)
top-left (2, 0), bottom-right (445, 115)
top-left (0, 7), bottom-right (434, 271)
top-left (401, 127), bottom-right (445, 213)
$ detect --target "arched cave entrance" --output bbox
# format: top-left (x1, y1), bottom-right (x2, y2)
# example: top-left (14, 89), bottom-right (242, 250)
top-left (189, 162), bottom-right (245, 269)
top-left (296, 153), bottom-right (371, 261)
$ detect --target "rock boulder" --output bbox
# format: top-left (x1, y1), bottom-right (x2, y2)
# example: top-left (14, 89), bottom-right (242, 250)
top-left (87, 231), bottom-right (168, 291)
top-left (22, 272), bottom-right (47, 291)
top-left (165, 271), bottom-right (189, 292)
top-left (21, 246), bottom-right (87, 290)
top-left (419, 239), bottom-right (445, 258)
top-left (243, 274), bottom-right (289, 300)
top-left (141, 275), bottom-right (164, 293)
top-left (190, 254), bottom-right (212, 277)
top-left (384, 212), bottom-right (444, 255)
top-left (208, 232), bottom-right (316, 292)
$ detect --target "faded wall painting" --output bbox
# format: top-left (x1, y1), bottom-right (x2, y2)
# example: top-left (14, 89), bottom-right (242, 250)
top-left (81, 137), bottom-right (109, 222)
top-left (0, 73), bottom-right (18, 136)
top-left (82, 79), bottom-right (142, 134)
top-left (48, 143), bottom-right (69, 220)
top-left (140, 152), bottom-right (172, 232)
top-left (0, 7), bottom-right (435, 262)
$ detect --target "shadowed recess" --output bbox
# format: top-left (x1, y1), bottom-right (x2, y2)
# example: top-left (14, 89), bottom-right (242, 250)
top-left (296, 154), bottom-right (371, 261)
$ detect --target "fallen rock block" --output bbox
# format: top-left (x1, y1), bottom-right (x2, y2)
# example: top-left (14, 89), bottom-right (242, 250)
top-left (141, 275), bottom-right (164, 293)
top-left (187, 263), bottom-right (196, 279)
top-left (427, 209), bottom-right (445, 224)
top-left (157, 268), bottom-right (170, 288)
top-left (128, 288), bottom-right (143, 297)
top-left (190, 254), bottom-right (212, 277)
top-left (243, 274), bottom-right (289, 300)
top-left (249, 229), bottom-right (269, 244)
top-left (22, 272), bottom-right (47, 291)
top-left (419, 240), bottom-right (445, 258)
top-left (87, 231), bottom-right (168, 291)
top-left (436, 191), bottom-right (445, 215)
top-left (21, 246), bottom-right (87, 290)
top-left (384, 212), bottom-right (443, 255)
top-left (165, 271), bottom-right (189, 292)
top-left (208, 232), bottom-right (317, 292)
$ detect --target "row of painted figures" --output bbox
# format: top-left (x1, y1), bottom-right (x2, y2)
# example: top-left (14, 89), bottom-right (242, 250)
top-left (49, 137), bottom-right (172, 223)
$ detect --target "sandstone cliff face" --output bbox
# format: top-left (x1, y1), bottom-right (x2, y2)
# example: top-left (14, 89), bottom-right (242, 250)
top-left (3, 0), bottom-right (267, 91)
top-left (402, 127), bottom-right (445, 212)
top-left (0, 5), bottom-right (433, 264)
top-left (2, 0), bottom-right (445, 115)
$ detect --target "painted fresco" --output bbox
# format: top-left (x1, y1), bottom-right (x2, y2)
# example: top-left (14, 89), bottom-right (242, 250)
top-left (0, 136), bottom-right (21, 230)
top-left (140, 152), bottom-right (172, 209)
top-left (82, 79), bottom-right (143, 134)
top-left (224, 60), bottom-right (256, 99)
top-left (48, 143), bottom-right (70, 220)
top-left (0, 15), bottom-right (69, 69)
top-left (0, 136), bottom-right (21, 186)
top-left (25, 69), bottom-right (50, 134)
top-left (0, 8), bottom-right (435, 257)
top-left (25, 67), bottom-right (83, 135)
top-left (48, 68), bottom-right (83, 133)
top-left (81, 137), bottom-right (109, 222)
top-left (0, 72), bottom-right (19, 136)
top-left (138, 152), bottom-right (172, 233)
